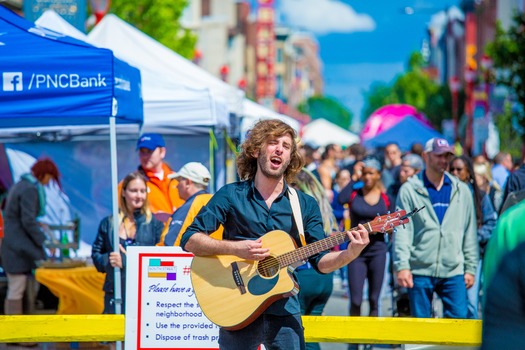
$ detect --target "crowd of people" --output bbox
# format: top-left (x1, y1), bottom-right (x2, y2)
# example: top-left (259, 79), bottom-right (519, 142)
top-left (1, 118), bottom-right (525, 349)
top-left (301, 137), bottom-right (525, 346)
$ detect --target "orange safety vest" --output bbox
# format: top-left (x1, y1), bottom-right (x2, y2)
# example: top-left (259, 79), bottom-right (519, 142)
top-left (158, 193), bottom-right (223, 246)
top-left (119, 163), bottom-right (184, 223)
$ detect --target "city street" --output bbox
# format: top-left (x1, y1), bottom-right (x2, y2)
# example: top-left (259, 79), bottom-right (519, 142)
top-left (320, 274), bottom-right (399, 350)
top-left (0, 273), bottom-right (480, 350)
top-left (320, 275), bottom-right (479, 350)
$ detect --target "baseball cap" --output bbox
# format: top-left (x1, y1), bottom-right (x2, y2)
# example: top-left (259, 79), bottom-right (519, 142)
top-left (424, 138), bottom-right (454, 155)
top-left (136, 133), bottom-right (165, 150)
top-left (402, 154), bottom-right (424, 170)
top-left (168, 162), bottom-right (211, 186)
top-left (303, 141), bottom-right (320, 150)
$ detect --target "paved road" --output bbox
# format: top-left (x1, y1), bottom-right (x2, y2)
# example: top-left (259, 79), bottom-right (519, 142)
top-left (1, 275), bottom-right (479, 350)
top-left (320, 275), bottom-right (397, 350)
top-left (320, 275), bottom-right (479, 350)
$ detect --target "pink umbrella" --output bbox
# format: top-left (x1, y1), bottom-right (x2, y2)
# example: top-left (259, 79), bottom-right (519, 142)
top-left (360, 104), bottom-right (433, 141)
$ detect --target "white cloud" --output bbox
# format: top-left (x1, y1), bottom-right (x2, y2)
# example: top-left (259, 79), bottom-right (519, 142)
top-left (280, 0), bottom-right (376, 35)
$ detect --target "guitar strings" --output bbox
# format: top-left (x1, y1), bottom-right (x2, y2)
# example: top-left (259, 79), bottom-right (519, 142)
top-left (256, 212), bottom-right (403, 273)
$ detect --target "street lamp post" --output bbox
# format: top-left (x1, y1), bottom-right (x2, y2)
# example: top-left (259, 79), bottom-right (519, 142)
top-left (448, 76), bottom-right (461, 141)
top-left (464, 67), bottom-right (477, 155)
top-left (480, 54), bottom-right (493, 115)
top-left (192, 49), bottom-right (202, 65)
top-left (219, 64), bottom-right (229, 82)
top-left (89, 0), bottom-right (111, 24)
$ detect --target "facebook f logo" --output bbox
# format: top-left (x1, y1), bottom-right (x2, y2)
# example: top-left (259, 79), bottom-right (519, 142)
top-left (3, 72), bottom-right (23, 91)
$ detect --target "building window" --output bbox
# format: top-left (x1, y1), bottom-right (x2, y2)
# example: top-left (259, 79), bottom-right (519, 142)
top-left (276, 47), bottom-right (283, 63)
top-left (201, 0), bottom-right (210, 17)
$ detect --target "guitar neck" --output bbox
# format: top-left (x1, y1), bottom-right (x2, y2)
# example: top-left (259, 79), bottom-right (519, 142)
top-left (277, 223), bottom-right (372, 267)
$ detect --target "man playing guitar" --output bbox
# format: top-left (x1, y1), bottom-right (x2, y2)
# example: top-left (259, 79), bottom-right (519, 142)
top-left (181, 119), bottom-right (370, 350)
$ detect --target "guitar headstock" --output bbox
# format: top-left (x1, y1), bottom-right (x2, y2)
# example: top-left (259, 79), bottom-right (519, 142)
top-left (367, 210), bottom-right (409, 233)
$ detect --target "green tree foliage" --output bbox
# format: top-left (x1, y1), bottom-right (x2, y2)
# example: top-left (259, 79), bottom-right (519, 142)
top-left (494, 101), bottom-right (523, 158)
top-left (362, 82), bottom-right (397, 118)
top-left (297, 96), bottom-right (353, 129)
top-left (362, 52), bottom-right (456, 130)
top-left (391, 54), bottom-right (439, 111)
top-left (486, 12), bottom-right (525, 143)
top-left (426, 85), bottom-right (457, 133)
top-left (108, 0), bottom-right (197, 59)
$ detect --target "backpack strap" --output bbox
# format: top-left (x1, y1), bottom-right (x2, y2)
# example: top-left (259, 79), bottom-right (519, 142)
top-left (349, 190), bottom-right (390, 210)
top-left (288, 187), bottom-right (306, 247)
top-left (381, 192), bottom-right (390, 210)
top-left (348, 190), bottom-right (358, 209)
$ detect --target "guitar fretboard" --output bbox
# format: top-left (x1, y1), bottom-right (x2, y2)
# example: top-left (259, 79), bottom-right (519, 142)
top-left (277, 223), bottom-right (372, 267)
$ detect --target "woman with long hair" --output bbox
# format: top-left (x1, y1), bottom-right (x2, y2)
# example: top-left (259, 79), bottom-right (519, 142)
top-left (92, 171), bottom-right (164, 315)
top-left (450, 155), bottom-right (497, 319)
top-left (345, 158), bottom-right (394, 307)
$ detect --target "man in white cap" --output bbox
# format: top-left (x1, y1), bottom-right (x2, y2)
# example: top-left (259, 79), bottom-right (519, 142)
top-left (159, 162), bottom-right (222, 246)
top-left (393, 137), bottom-right (478, 319)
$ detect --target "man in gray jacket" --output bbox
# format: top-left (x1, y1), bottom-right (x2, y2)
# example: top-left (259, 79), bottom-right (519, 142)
top-left (393, 138), bottom-right (478, 318)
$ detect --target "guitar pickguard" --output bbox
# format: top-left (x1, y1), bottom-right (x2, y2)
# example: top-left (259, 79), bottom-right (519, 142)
top-left (247, 274), bottom-right (279, 296)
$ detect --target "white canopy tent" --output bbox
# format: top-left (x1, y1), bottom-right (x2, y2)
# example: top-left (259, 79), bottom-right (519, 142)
top-left (301, 118), bottom-right (359, 147)
top-left (36, 10), bottom-right (229, 132)
top-left (241, 99), bottom-right (301, 137)
top-left (88, 14), bottom-right (244, 115)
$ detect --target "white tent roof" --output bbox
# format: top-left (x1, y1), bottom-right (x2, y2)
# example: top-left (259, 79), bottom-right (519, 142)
top-left (36, 11), bottom-right (229, 131)
top-left (88, 14), bottom-right (244, 114)
top-left (141, 77), bottom-right (229, 130)
top-left (241, 99), bottom-right (300, 135)
top-left (36, 10), bottom-right (87, 40)
top-left (301, 118), bottom-right (359, 147)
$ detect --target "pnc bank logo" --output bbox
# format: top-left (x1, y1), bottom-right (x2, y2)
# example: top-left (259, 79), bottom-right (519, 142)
top-left (3, 72), bottom-right (23, 92)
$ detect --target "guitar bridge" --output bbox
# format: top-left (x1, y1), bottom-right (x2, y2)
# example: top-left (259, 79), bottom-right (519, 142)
top-left (231, 262), bottom-right (246, 294)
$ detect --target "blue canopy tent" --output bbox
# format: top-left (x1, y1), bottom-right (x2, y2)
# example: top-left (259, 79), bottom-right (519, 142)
top-left (0, 5), bottom-right (143, 316)
top-left (0, 6), bottom-right (142, 128)
top-left (363, 116), bottom-right (443, 151)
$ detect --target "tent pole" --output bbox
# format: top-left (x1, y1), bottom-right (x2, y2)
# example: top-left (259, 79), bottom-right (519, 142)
top-left (110, 117), bottom-right (123, 350)
top-left (209, 128), bottom-right (217, 193)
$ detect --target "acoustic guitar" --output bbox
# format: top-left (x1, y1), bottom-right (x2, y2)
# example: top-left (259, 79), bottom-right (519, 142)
top-left (190, 208), bottom-right (420, 330)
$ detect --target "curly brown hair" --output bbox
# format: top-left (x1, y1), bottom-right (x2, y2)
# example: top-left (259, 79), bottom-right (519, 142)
top-left (237, 119), bottom-right (304, 183)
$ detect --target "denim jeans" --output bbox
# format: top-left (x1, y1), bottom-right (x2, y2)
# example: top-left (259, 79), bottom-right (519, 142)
top-left (218, 313), bottom-right (305, 350)
top-left (467, 261), bottom-right (482, 319)
top-left (408, 274), bottom-right (468, 318)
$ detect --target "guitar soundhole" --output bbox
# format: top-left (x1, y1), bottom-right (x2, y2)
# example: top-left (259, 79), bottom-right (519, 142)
top-left (257, 256), bottom-right (280, 278)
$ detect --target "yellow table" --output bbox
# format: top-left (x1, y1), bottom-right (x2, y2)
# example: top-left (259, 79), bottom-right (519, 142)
top-left (35, 266), bottom-right (105, 314)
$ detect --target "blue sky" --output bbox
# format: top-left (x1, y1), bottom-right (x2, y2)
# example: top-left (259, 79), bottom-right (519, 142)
top-left (277, 0), bottom-right (460, 128)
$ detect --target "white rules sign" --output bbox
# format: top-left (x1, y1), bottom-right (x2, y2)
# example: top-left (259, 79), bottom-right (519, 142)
top-left (125, 246), bottom-right (219, 349)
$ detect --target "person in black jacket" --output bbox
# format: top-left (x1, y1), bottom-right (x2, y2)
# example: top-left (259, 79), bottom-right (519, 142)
top-left (91, 171), bottom-right (164, 314)
top-left (501, 151), bottom-right (525, 210)
top-left (2, 158), bottom-right (60, 322)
